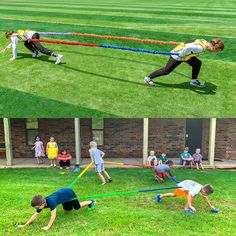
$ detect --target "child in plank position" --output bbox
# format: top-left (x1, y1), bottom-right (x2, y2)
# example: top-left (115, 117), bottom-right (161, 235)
top-left (2, 30), bottom-right (63, 64)
top-left (89, 141), bottom-right (112, 185)
top-left (154, 160), bottom-right (175, 183)
top-left (147, 150), bottom-right (158, 166)
top-left (157, 180), bottom-right (218, 214)
top-left (17, 188), bottom-right (96, 231)
top-left (144, 38), bottom-right (224, 87)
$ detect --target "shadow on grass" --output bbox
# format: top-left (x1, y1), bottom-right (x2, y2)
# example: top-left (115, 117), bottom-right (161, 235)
top-left (154, 81), bottom-right (217, 95)
top-left (59, 49), bottom-right (190, 79)
top-left (0, 86), bottom-right (116, 117)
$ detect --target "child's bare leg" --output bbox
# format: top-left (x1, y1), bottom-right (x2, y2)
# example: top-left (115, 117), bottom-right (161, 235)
top-left (97, 172), bottom-right (106, 184)
top-left (103, 170), bottom-right (111, 179)
top-left (80, 200), bottom-right (93, 207)
top-left (50, 159), bottom-right (53, 166)
top-left (190, 161), bottom-right (193, 168)
top-left (36, 157), bottom-right (40, 164)
top-left (182, 160), bottom-right (186, 168)
top-left (195, 162), bottom-right (199, 170)
top-left (160, 193), bottom-right (176, 198)
top-left (199, 163), bottom-right (204, 170)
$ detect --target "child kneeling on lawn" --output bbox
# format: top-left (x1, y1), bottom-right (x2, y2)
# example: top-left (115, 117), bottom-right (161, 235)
top-left (154, 160), bottom-right (175, 183)
top-left (17, 188), bottom-right (96, 231)
top-left (89, 141), bottom-right (112, 185)
top-left (157, 180), bottom-right (218, 214)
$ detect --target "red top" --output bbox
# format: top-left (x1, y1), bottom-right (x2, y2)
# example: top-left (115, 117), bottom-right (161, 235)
top-left (57, 153), bottom-right (72, 160)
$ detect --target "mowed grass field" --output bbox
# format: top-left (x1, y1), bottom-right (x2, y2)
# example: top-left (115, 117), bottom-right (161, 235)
top-left (0, 168), bottom-right (236, 235)
top-left (0, 0), bottom-right (236, 117)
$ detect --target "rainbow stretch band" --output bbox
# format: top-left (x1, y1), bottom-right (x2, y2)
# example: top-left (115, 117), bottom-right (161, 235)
top-left (104, 161), bottom-right (180, 184)
top-left (70, 186), bottom-right (182, 200)
top-left (38, 32), bottom-right (180, 45)
top-left (68, 161), bottom-right (94, 188)
top-left (29, 39), bottom-right (179, 56)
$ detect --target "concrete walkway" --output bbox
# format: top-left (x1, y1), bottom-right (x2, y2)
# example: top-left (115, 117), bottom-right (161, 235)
top-left (0, 157), bottom-right (236, 169)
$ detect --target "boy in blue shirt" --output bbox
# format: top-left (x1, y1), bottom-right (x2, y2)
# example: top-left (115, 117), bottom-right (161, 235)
top-left (180, 147), bottom-right (193, 168)
top-left (154, 160), bottom-right (175, 183)
top-left (89, 141), bottom-right (112, 185)
top-left (17, 188), bottom-right (96, 231)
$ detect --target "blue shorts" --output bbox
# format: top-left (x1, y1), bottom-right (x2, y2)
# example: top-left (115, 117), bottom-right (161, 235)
top-left (95, 163), bottom-right (105, 173)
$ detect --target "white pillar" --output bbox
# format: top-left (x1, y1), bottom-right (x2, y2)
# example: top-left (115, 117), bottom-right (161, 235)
top-left (74, 118), bottom-right (81, 164)
top-left (143, 118), bottom-right (149, 165)
top-left (208, 118), bottom-right (216, 166)
top-left (3, 118), bottom-right (13, 166)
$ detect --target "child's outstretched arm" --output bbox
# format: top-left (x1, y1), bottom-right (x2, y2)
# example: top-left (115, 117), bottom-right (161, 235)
top-left (89, 150), bottom-right (94, 162)
top-left (101, 151), bottom-right (105, 158)
top-left (17, 212), bottom-right (39, 228)
top-left (202, 195), bottom-right (215, 209)
top-left (42, 209), bottom-right (56, 231)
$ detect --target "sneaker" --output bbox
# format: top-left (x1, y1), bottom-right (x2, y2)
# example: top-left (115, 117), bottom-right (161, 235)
top-left (89, 199), bottom-right (96, 209)
top-left (101, 182), bottom-right (106, 186)
top-left (50, 164), bottom-right (53, 167)
top-left (66, 167), bottom-right (70, 170)
top-left (157, 194), bottom-right (161, 203)
top-left (32, 52), bottom-right (41, 58)
top-left (60, 167), bottom-right (63, 170)
top-left (108, 178), bottom-right (112, 182)
top-left (155, 176), bottom-right (164, 183)
top-left (144, 76), bottom-right (155, 86)
top-left (53, 164), bottom-right (57, 167)
top-left (55, 54), bottom-right (63, 65)
top-left (183, 209), bottom-right (195, 214)
top-left (190, 79), bottom-right (205, 88)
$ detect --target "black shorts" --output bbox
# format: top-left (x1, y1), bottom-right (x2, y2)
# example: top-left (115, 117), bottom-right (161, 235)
top-left (194, 161), bottom-right (201, 165)
top-left (62, 199), bottom-right (81, 211)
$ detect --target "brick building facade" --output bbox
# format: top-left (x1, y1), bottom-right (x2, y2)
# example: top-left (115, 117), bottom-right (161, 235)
top-left (0, 118), bottom-right (236, 160)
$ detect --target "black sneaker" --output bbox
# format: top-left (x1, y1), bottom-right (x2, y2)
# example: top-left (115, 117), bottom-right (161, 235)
top-left (108, 178), bottom-right (112, 182)
top-left (190, 80), bottom-right (205, 88)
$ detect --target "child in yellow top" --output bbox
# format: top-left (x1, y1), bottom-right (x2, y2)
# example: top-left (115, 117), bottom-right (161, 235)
top-left (144, 38), bottom-right (224, 88)
top-left (46, 136), bottom-right (58, 167)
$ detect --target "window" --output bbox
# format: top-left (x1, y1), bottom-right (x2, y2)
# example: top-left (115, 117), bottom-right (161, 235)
top-left (92, 119), bottom-right (104, 146)
top-left (26, 119), bottom-right (39, 145)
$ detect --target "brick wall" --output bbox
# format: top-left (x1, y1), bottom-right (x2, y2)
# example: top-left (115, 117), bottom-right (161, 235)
top-left (148, 119), bottom-right (186, 158)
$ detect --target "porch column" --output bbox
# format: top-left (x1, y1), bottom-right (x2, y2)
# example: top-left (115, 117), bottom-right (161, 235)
top-left (143, 118), bottom-right (149, 165)
top-left (3, 118), bottom-right (13, 166)
top-left (208, 118), bottom-right (216, 166)
top-left (74, 118), bottom-right (81, 164)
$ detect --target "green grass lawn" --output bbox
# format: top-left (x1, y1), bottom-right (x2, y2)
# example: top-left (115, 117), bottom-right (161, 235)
top-left (0, 167), bottom-right (236, 235)
top-left (0, 0), bottom-right (236, 117)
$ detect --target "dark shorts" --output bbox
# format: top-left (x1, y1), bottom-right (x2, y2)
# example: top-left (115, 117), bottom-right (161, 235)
top-left (62, 199), bottom-right (81, 211)
top-left (194, 161), bottom-right (201, 165)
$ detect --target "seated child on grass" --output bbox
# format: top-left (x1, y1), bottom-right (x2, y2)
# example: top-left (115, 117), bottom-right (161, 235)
top-left (147, 150), bottom-right (158, 166)
top-left (17, 188), bottom-right (96, 231)
top-left (57, 149), bottom-right (72, 170)
top-left (157, 180), bottom-right (218, 214)
top-left (192, 148), bottom-right (204, 170)
top-left (154, 160), bottom-right (175, 183)
top-left (89, 141), bottom-right (112, 185)
top-left (180, 147), bottom-right (193, 168)
top-left (159, 153), bottom-right (169, 165)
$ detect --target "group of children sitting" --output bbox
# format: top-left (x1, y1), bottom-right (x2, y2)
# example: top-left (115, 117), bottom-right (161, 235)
top-left (147, 147), bottom-right (204, 183)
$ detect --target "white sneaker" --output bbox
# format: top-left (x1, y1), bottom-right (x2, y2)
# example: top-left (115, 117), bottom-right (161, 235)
top-left (32, 52), bottom-right (41, 58)
top-left (50, 164), bottom-right (53, 167)
top-left (190, 79), bottom-right (205, 88)
top-left (144, 76), bottom-right (155, 86)
top-left (60, 167), bottom-right (63, 170)
top-left (55, 54), bottom-right (63, 64)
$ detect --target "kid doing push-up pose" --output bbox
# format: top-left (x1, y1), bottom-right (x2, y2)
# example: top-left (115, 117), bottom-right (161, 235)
top-left (144, 39), bottom-right (224, 87)
top-left (2, 30), bottom-right (63, 64)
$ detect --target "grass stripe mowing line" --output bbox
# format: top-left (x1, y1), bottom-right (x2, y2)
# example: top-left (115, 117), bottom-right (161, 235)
top-left (1, 2), bottom-right (236, 15)
top-left (1, 7), bottom-right (236, 26)
top-left (1, 6), bottom-right (236, 20)
top-left (1, 16), bottom-right (236, 41)
top-left (4, 0), bottom-right (236, 10)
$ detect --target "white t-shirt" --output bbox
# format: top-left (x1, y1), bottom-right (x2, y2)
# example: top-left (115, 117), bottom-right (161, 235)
top-left (147, 155), bottom-right (157, 162)
top-left (178, 180), bottom-right (203, 197)
top-left (171, 40), bottom-right (208, 61)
